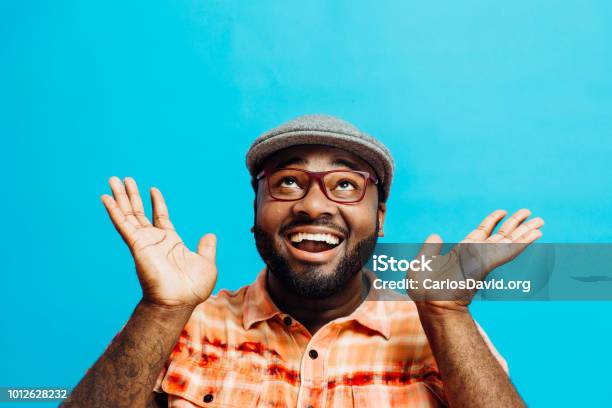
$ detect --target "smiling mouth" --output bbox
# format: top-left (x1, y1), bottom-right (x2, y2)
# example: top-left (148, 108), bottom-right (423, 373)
top-left (288, 232), bottom-right (343, 253)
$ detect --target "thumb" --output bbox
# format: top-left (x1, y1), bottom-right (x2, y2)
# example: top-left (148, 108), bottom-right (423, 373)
top-left (197, 233), bottom-right (217, 261)
top-left (417, 234), bottom-right (443, 258)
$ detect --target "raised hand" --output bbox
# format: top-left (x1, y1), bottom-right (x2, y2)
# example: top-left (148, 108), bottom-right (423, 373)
top-left (411, 209), bottom-right (544, 315)
top-left (101, 177), bottom-right (217, 308)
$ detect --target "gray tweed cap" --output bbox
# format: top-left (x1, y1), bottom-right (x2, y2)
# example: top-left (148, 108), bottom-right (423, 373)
top-left (246, 114), bottom-right (394, 202)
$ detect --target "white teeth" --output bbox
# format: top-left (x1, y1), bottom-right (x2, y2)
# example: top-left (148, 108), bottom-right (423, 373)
top-left (289, 232), bottom-right (340, 245)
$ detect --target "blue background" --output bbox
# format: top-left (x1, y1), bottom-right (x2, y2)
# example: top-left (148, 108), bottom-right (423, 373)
top-left (2, 1), bottom-right (612, 406)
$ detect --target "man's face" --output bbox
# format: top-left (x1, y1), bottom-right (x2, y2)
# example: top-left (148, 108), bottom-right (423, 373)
top-left (254, 145), bottom-right (386, 299)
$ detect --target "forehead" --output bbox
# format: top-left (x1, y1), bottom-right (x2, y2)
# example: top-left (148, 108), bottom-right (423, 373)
top-left (261, 144), bottom-right (375, 174)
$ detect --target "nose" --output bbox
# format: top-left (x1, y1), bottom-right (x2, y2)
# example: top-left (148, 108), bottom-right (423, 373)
top-left (292, 179), bottom-right (338, 219)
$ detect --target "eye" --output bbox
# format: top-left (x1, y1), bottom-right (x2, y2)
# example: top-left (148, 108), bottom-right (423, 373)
top-left (335, 179), bottom-right (357, 190)
top-left (280, 177), bottom-right (300, 188)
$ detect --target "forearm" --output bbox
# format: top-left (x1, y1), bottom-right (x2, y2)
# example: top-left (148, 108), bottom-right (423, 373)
top-left (417, 308), bottom-right (525, 408)
top-left (62, 299), bottom-right (194, 408)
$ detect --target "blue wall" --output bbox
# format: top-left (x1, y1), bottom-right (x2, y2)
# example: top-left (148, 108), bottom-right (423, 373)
top-left (1, 1), bottom-right (611, 406)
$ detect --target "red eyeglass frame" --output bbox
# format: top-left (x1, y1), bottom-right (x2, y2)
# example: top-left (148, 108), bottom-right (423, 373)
top-left (256, 168), bottom-right (379, 204)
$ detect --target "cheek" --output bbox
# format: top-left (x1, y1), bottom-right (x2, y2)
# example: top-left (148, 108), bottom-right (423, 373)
top-left (256, 202), bottom-right (291, 233)
top-left (341, 203), bottom-right (379, 238)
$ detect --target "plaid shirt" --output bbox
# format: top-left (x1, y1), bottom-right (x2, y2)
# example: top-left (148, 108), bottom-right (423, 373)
top-left (154, 269), bottom-right (507, 407)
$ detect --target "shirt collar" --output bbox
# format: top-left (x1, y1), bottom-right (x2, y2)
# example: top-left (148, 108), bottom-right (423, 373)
top-left (242, 268), bottom-right (391, 340)
top-left (242, 268), bottom-right (283, 329)
top-left (347, 269), bottom-right (391, 340)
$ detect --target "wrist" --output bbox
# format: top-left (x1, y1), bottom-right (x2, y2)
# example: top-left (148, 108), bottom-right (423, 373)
top-left (138, 298), bottom-right (196, 321)
top-left (416, 302), bottom-right (473, 326)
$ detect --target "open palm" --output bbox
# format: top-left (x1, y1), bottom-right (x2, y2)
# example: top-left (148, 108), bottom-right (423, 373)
top-left (411, 209), bottom-right (543, 313)
top-left (101, 177), bottom-right (217, 308)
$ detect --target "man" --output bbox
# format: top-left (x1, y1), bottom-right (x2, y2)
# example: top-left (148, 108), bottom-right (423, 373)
top-left (63, 115), bottom-right (543, 407)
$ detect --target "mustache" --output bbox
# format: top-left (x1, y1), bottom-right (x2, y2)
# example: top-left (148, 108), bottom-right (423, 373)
top-left (279, 216), bottom-right (349, 238)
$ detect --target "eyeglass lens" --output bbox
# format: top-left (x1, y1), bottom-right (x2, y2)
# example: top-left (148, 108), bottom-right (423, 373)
top-left (268, 169), bottom-right (366, 202)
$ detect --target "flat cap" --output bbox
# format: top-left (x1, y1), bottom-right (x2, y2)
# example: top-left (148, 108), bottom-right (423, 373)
top-left (246, 114), bottom-right (394, 201)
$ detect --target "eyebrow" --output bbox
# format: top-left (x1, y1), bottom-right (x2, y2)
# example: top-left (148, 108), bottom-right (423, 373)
top-left (274, 157), bottom-right (306, 169)
top-left (331, 158), bottom-right (361, 171)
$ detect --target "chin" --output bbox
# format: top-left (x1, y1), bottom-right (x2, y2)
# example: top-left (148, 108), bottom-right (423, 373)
top-left (287, 259), bottom-right (341, 277)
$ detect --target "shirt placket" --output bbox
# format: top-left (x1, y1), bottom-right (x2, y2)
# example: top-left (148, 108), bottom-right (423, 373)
top-left (292, 323), bottom-right (341, 408)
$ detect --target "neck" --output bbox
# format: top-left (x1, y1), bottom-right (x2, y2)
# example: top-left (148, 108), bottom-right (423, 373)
top-left (266, 269), bottom-right (369, 335)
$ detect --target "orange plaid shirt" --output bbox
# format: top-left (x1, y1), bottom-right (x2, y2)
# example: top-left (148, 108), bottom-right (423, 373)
top-left (154, 269), bottom-right (507, 407)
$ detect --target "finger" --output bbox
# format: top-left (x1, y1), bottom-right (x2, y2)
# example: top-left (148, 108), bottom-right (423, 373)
top-left (488, 208), bottom-right (531, 242)
top-left (109, 176), bottom-right (140, 227)
top-left (197, 233), bottom-right (217, 261)
top-left (101, 194), bottom-right (137, 244)
top-left (515, 228), bottom-right (543, 244)
top-left (506, 217), bottom-right (544, 242)
top-left (472, 225), bottom-right (543, 281)
top-left (150, 187), bottom-right (175, 230)
top-left (463, 209), bottom-right (507, 242)
top-left (124, 177), bottom-right (152, 227)
top-left (417, 234), bottom-right (443, 257)
top-left (478, 231), bottom-right (540, 276)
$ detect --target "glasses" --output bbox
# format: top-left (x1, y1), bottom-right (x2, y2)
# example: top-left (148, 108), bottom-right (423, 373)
top-left (256, 168), bottom-right (378, 204)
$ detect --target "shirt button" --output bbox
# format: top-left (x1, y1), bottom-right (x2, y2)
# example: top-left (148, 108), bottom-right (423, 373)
top-left (309, 349), bottom-right (318, 359)
top-left (283, 316), bottom-right (293, 326)
top-left (203, 393), bottom-right (214, 403)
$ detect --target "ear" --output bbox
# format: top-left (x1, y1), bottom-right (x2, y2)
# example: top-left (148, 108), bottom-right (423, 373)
top-left (377, 202), bottom-right (387, 237)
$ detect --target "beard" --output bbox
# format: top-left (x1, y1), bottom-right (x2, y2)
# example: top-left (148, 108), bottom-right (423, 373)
top-left (254, 219), bottom-right (379, 299)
